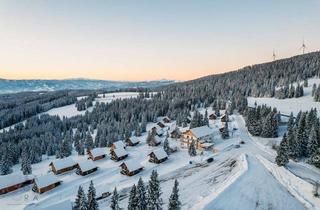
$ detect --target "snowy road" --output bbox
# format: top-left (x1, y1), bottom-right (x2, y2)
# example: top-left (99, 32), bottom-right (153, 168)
top-left (204, 155), bottom-right (307, 210)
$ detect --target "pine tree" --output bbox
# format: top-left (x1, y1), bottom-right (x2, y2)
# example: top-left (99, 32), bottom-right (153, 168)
top-left (87, 181), bottom-right (99, 210)
top-left (85, 133), bottom-right (94, 152)
top-left (136, 178), bottom-right (147, 210)
top-left (21, 149), bottom-right (32, 175)
top-left (147, 170), bottom-right (162, 210)
top-left (75, 186), bottom-right (87, 210)
top-left (110, 187), bottom-right (120, 210)
top-left (0, 155), bottom-right (12, 175)
top-left (168, 180), bottom-right (181, 210)
top-left (163, 137), bottom-right (170, 155)
top-left (128, 184), bottom-right (138, 210)
top-left (311, 149), bottom-right (320, 168)
top-left (221, 122), bottom-right (229, 139)
top-left (307, 125), bottom-right (319, 157)
top-left (188, 140), bottom-right (197, 157)
top-left (276, 134), bottom-right (289, 166)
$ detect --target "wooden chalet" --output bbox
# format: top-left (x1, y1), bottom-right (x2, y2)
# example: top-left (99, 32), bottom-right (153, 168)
top-left (170, 128), bottom-right (181, 139)
top-left (162, 116), bottom-right (171, 123)
top-left (148, 148), bottom-right (168, 164)
top-left (151, 125), bottom-right (164, 136)
top-left (110, 147), bottom-right (128, 161)
top-left (88, 148), bottom-right (106, 161)
top-left (149, 135), bottom-right (162, 147)
top-left (119, 160), bottom-right (143, 176)
top-left (209, 113), bottom-right (217, 120)
top-left (75, 160), bottom-right (98, 176)
top-left (32, 174), bottom-right (62, 194)
top-left (221, 114), bottom-right (229, 122)
top-left (181, 125), bottom-right (214, 150)
top-left (111, 141), bottom-right (126, 151)
top-left (0, 173), bottom-right (34, 195)
top-left (157, 121), bottom-right (166, 128)
top-left (126, 136), bottom-right (140, 146)
top-left (49, 157), bottom-right (77, 175)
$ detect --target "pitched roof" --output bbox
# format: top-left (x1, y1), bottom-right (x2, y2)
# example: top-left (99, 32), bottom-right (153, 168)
top-left (0, 173), bottom-right (34, 190)
top-left (112, 147), bottom-right (128, 158)
top-left (128, 136), bottom-right (140, 144)
top-left (120, 160), bottom-right (143, 172)
top-left (154, 136), bottom-right (162, 143)
top-left (113, 141), bottom-right (125, 149)
top-left (50, 157), bottom-right (76, 171)
top-left (90, 148), bottom-right (106, 158)
top-left (149, 148), bottom-right (168, 160)
top-left (34, 174), bottom-right (61, 188)
top-left (77, 160), bottom-right (97, 172)
top-left (190, 126), bottom-right (214, 139)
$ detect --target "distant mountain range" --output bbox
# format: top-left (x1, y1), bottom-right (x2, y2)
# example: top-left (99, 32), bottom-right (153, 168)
top-left (0, 78), bottom-right (177, 94)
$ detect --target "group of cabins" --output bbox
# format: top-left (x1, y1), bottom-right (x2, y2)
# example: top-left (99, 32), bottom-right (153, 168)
top-left (0, 117), bottom-right (175, 195)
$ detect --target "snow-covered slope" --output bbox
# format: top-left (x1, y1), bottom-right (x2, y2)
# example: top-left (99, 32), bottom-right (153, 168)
top-left (248, 78), bottom-right (320, 116)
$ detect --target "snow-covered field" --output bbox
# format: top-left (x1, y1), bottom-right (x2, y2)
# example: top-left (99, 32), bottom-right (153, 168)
top-left (248, 78), bottom-right (320, 116)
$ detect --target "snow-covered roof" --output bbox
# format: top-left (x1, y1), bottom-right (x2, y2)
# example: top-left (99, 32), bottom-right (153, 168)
top-left (90, 148), bottom-right (106, 158)
top-left (149, 148), bottom-right (168, 160)
top-left (190, 126), bottom-right (214, 139)
top-left (39, 200), bottom-right (73, 210)
top-left (34, 174), bottom-right (61, 188)
top-left (128, 136), bottom-right (140, 144)
top-left (77, 160), bottom-right (97, 172)
top-left (201, 142), bottom-right (214, 148)
top-left (50, 157), bottom-right (76, 170)
top-left (113, 141), bottom-right (125, 149)
top-left (0, 173), bottom-right (34, 190)
top-left (121, 160), bottom-right (143, 172)
top-left (113, 147), bottom-right (128, 157)
top-left (154, 136), bottom-right (162, 143)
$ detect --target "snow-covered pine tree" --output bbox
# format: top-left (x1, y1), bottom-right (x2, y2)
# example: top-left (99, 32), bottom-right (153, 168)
top-left (168, 180), bottom-right (181, 210)
top-left (0, 154), bottom-right (12, 175)
top-left (188, 140), bottom-right (197, 157)
top-left (204, 109), bottom-right (209, 126)
top-left (128, 184), bottom-right (138, 210)
top-left (21, 149), bottom-right (32, 175)
top-left (85, 133), bottom-right (94, 152)
top-left (110, 187), bottom-right (120, 210)
top-left (136, 177), bottom-right (147, 210)
top-left (221, 122), bottom-right (229, 139)
top-left (163, 137), bottom-right (170, 155)
top-left (307, 124), bottom-right (319, 157)
top-left (276, 134), bottom-right (289, 166)
top-left (74, 186), bottom-right (87, 210)
top-left (147, 170), bottom-right (162, 210)
top-left (310, 149), bottom-right (320, 168)
top-left (87, 181), bottom-right (99, 210)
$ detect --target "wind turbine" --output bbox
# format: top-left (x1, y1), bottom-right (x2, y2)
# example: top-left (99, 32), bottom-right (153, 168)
top-left (300, 39), bottom-right (307, 54)
top-left (272, 50), bottom-right (276, 61)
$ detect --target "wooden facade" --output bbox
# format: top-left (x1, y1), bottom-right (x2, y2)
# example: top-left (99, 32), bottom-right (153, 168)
top-left (33, 181), bottom-right (62, 194)
top-left (126, 137), bottom-right (140, 146)
top-left (110, 149), bottom-right (128, 161)
top-left (119, 163), bottom-right (143, 176)
top-left (162, 116), bottom-right (171, 123)
top-left (87, 149), bottom-right (106, 161)
top-left (157, 121), bottom-right (165, 128)
top-left (75, 164), bottom-right (98, 176)
top-left (0, 179), bottom-right (33, 195)
top-left (170, 128), bottom-right (181, 139)
top-left (49, 161), bottom-right (77, 175)
top-left (148, 152), bottom-right (168, 164)
top-left (221, 114), bottom-right (229, 122)
top-left (209, 113), bottom-right (217, 120)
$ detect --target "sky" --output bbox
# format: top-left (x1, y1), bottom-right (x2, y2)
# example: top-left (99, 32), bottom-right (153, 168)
top-left (0, 0), bottom-right (320, 81)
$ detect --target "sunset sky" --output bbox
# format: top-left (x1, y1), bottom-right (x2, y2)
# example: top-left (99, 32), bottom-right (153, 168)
top-left (1, 0), bottom-right (320, 81)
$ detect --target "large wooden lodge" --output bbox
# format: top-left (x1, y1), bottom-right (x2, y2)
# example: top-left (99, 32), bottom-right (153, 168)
top-left (126, 136), bottom-right (140, 146)
top-left (49, 157), bottom-right (77, 175)
top-left (181, 125), bottom-right (214, 150)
